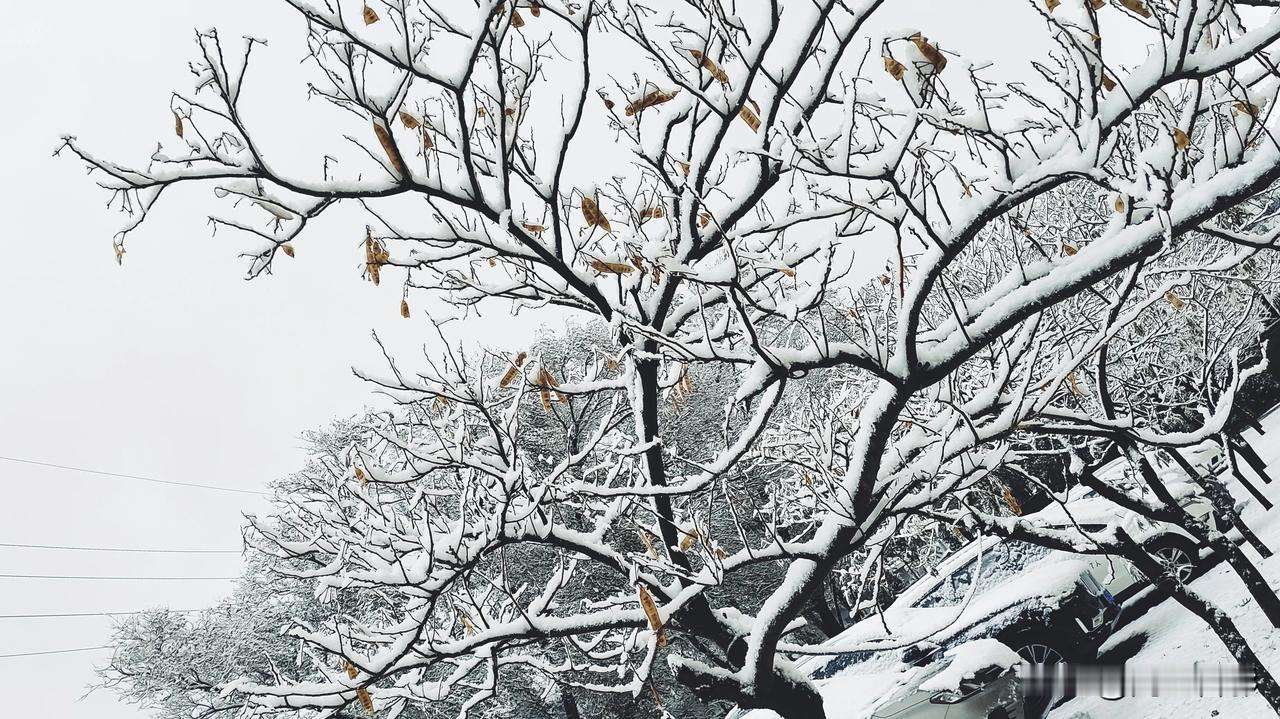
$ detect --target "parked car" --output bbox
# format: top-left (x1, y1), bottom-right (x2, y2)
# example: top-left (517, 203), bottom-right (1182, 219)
top-left (867, 638), bottom-right (1031, 719)
top-left (728, 536), bottom-right (1120, 719)
top-left (1031, 456), bottom-right (1220, 601)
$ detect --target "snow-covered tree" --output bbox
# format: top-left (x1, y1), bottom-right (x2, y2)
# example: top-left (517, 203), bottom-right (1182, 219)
top-left (68, 0), bottom-right (1280, 716)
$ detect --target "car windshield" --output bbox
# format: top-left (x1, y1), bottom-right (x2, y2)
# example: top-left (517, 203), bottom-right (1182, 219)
top-left (910, 541), bottom-right (1052, 608)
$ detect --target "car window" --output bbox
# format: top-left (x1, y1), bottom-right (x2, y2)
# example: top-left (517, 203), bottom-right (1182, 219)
top-left (911, 541), bottom-right (1052, 608)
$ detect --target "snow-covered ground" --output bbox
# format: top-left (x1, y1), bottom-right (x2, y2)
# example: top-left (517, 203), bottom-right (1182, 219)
top-left (1049, 411), bottom-right (1280, 718)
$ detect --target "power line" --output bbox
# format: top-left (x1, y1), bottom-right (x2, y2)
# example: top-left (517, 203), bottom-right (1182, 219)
top-left (0, 455), bottom-right (268, 496)
top-left (0, 610), bottom-right (202, 619)
top-left (0, 541), bottom-right (240, 554)
top-left (0, 646), bottom-right (113, 659)
top-left (0, 573), bottom-right (237, 581)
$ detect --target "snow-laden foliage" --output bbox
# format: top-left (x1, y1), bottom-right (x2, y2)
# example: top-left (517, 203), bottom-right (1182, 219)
top-left (69, 0), bottom-right (1280, 716)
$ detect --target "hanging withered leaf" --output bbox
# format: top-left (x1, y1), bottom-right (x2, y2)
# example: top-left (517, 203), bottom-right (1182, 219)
top-left (605, 355), bottom-right (620, 370)
top-left (699, 211), bottom-right (711, 228)
top-left (499, 351), bottom-right (528, 387)
top-left (372, 118), bottom-right (407, 176)
top-left (638, 205), bottom-right (665, 220)
top-left (511, 9), bottom-right (525, 27)
top-left (1090, 0), bottom-right (1105, 9)
top-left (678, 527), bottom-right (700, 552)
top-left (689, 49), bottom-right (730, 84)
top-left (909, 33), bottom-right (946, 73)
top-left (398, 110), bottom-right (420, 129)
top-left (365, 230), bottom-right (391, 285)
top-left (1112, 194), bottom-right (1126, 213)
top-left (1045, 0), bottom-right (1060, 11)
top-left (1165, 290), bottom-right (1186, 310)
top-left (459, 613), bottom-right (476, 635)
top-left (637, 530), bottom-right (657, 558)
top-left (477, 105), bottom-right (487, 117)
top-left (1101, 73), bottom-right (1116, 92)
top-left (1001, 485), bottom-right (1023, 516)
top-left (779, 266), bottom-right (796, 277)
top-left (630, 254), bottom-right (647, 273)
top-left (677, 160), bottom-right (690, 176)
top-left (1118, 0), bottom-right (1151, 17)
top-left (1067, 371), bottom-right (1083, 396)
top-left (114, 243), bottom-right (125, 266)
top-left (1062, 242), bottom-right (1077, 256)
top-left (637, 585), bottom-right (667, 647)
top-left (362, 4), bottom-right (379, 24)
top-left (530, 1), bottom-right (541, 16)
top-left (580, 195), bottom-right (612, 232)
top-left (590, 258), bottom-right (636, 274)
top-left (1173, 127), bottom-right (1190, 151)
top-left (400, 299), bottom-right (410, 318)
top-left (521, 222), bottom-right (546, 233)
top-left (625, 90), bottom-right (677, 117)
top-left (281, 243), bottom-right (295, 258)
top-left (174, 111), bottom-right (184, 138)
top-left (1233, 101), bottom-right (1260, 118)
top-left (738, 105), bottom-right (761, 132)
top-left (537, 367), bottom-right (561, 411)
top-left (422, 126), bottom-right (434, 150)
top-left (884, 55), bottom-right (906, 81)
top-left (354, 467), bottom-right (368, 484)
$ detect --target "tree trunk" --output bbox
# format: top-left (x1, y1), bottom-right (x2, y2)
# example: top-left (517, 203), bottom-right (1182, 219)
top-left (1168, 449), bottom-right (1272, 558)
top-left (1115, 529), bottom-right (1280, 713)
top-left (670, 660), bottom-right (827, 719)
top-left (1128, 452), bottom-right (1280, 628)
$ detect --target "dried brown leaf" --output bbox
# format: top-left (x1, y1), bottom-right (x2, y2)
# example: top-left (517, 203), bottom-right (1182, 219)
top-left (625, 90), bottom-right (677, 117)
top-left (678, 528), bottom-right (699, 552)
top-left (589, 258), bottom-right (635, 274)
top-left (1166, 290), bottom-right (1186, 310)
top-left (174, 111), bottom-right (184, 138)
top-left (637, 585), bottom-right (667, 647)
top-left (511, 9), bottom-right (524, 27)
top-left (400, 299), bottom-right (410, 318)
top-left (690, 49), bottom-right (730, 84)
top-left (1045, 0), bottom-right (1060, 11)
top-left (884, 55), bottom-right (906, 81)
top-left (1233, 101), bottom-right (1260, 118)
top-left (521, 222), bottom-right (546, 233)
top-left (909, 33), bottom-right (946, 73)
top-left (738, 105), bottom-right (761, 132)
top-left (1002, 485), bottom-right (1023, 515)
top-left (637, 530), bottom-right (657, 558)
top-left (1118, 0), bottom-right (1151, 17)
top-left (1113, 194), bottom-right (1125, 213)
top-left (580, 195), bottom-right (612, 232)
top-left (398, 110), bottom-right (420, 129)
top-left (372, 119), bottom-right (406, 176)
top-left (1062, 243), bottom-right (1077, 256)
top-left (281, 243), bottom-right (295, 258)
top-left (1101, 73), bottom-right (1116, 91)
top-left (1173, 127), bottom-right (1190, 151)
top-left (362, 4), bottom-right (379, 24)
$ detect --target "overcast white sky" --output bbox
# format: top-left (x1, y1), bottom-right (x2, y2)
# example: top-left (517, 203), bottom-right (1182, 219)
top-left (0, 3), bottom-right (545, 717)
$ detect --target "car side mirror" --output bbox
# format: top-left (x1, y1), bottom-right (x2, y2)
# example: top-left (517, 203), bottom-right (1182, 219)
top-left (929, 689), bottom-right (966, 705)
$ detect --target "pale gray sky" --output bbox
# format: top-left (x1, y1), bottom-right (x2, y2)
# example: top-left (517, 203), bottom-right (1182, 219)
top-left (0, 3), bottom-right (543, 717)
